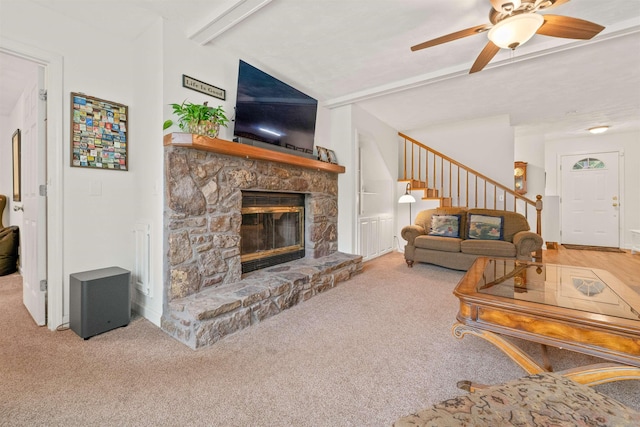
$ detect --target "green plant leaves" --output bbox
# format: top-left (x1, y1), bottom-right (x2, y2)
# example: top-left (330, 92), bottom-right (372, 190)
top-left (166, 101), bottom-right (229, 131)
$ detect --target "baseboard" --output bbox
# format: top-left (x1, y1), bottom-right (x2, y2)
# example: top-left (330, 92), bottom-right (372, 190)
top-left (132, 300), bottom-right (162, 327)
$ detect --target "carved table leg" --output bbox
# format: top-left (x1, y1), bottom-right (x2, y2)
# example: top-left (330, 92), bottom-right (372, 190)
top-left (451, 323), bottom-right (640, 391)
top-left (452, 323), bottom-right (547, 375)
top-left (452, 322), bottom-right (547, 391)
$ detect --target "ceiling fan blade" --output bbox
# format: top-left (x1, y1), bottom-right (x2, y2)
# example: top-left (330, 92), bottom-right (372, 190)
top-left (469, 41), bottom-right (500, 74)
top-left (537, 14), bottom-right (605, 40)
top-left (411, 24), bottom-right (491, 51)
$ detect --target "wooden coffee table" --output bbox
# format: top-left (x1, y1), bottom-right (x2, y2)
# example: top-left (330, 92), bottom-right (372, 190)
top-left (453, 257), bottom-right (640, 387)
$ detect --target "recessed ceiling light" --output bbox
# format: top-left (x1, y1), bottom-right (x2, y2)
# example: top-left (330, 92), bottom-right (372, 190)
top-left (588, 126), bottom-right (609, 134)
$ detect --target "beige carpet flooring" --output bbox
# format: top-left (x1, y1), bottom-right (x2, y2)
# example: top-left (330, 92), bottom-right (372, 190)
top-left (1, 252), bottom-right (638, 426)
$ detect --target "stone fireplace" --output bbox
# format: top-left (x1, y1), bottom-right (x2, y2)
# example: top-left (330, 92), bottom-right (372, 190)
top-left (161, 133), bottom-right (362, 349)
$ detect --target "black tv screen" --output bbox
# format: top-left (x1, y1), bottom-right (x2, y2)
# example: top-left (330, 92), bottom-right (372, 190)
top-left (234, 60), bottom-right (317, 155)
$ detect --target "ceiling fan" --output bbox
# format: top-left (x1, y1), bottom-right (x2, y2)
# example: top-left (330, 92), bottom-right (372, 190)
top-left (411, 0), bottom-right (605, 74)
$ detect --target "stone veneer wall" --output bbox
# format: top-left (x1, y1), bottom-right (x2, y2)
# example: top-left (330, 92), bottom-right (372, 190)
top-left (161, 145), bottom-right (362, 348)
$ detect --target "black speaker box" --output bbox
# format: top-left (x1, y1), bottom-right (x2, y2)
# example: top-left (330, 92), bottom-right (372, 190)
top-left (69, 267), bottom-right (131, 339)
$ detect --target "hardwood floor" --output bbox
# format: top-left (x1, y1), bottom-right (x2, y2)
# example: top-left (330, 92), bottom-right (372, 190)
top-left (542, 245), bottom-right (640, 294)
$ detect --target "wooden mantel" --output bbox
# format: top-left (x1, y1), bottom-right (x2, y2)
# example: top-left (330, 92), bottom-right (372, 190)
top-left (164, 133), bottom-right (345, 174)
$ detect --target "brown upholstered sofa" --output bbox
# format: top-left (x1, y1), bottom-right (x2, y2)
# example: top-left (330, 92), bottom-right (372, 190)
top-left (401, 207), bottom-right (543, 271)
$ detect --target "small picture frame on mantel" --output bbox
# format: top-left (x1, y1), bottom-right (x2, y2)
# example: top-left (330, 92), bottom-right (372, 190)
top-left (316, 146), bottom-right (330, 163)
top-left (326, 149), bottom-right (338, 164)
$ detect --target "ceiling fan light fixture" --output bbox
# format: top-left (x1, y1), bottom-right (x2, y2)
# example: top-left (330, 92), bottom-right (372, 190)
top-left (588, 126), bottom-right (610, 134)
top-left (488, 13), bottom-right (544, 49)
top-left (490, 0), bottom-right (522, 13)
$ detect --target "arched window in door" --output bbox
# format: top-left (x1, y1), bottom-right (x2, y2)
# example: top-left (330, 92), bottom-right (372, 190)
top-left (572, 158), bottom-right (605, 170)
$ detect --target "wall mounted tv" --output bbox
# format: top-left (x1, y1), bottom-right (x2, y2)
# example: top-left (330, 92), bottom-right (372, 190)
top-left (234, 60), bottom-right (318, 158)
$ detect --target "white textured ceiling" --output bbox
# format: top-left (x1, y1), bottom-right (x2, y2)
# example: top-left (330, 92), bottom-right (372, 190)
top-left (2, 0), bottom-right (640, 139)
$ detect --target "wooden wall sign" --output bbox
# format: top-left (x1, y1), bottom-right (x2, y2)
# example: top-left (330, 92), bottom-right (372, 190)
top-left (182, 75), bottom-right (226, 100)
top-left (70, 92), bottom-right (129, 171)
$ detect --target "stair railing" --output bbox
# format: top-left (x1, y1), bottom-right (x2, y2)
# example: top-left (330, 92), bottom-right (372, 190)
top-left (400, 132), bottom-right (543, 260)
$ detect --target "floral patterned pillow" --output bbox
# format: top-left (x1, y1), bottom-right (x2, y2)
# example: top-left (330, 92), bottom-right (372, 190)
top-left (468, 214), bottom-right (504, 240)
top-left (428, 214), bottom-right (461, 238)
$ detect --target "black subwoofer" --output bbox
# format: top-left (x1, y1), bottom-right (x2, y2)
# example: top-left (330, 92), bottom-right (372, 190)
top-left (69, 267), bottom-right (131, 339)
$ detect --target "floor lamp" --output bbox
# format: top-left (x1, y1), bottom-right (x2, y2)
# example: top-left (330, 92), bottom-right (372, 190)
top-left (398, 182), bottom-right (416, 225)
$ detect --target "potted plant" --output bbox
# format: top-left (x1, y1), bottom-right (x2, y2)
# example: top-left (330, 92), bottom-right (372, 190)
top-left (163, 100), bottom-right (229, 138)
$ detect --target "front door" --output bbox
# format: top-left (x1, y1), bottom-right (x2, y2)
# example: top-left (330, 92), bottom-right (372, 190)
top-left (22, 66), bottom-right (47, 326)
top-left (560, 152), bottom-right (619, 247)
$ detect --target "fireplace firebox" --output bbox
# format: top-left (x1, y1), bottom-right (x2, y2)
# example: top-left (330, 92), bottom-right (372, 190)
top-left (241, 192), bottom-right (305, 273)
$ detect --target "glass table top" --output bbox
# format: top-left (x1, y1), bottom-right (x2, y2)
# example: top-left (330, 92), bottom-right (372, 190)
top-left (477, 259), bottom-right (640, 321)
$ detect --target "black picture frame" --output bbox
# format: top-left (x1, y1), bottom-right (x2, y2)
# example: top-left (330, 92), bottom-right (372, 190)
top-left (70, 92), bottom-right (129, 171)
top-left (12, 129), bottom-right (21, 202)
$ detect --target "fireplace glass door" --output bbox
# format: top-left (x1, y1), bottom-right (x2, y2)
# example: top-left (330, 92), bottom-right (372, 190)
top-left (241, 204), bottom-right (304, 273)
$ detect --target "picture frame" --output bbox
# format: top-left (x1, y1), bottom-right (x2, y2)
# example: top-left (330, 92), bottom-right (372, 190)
top-left (70, 92), bottom-right (129, 171)
top-left (317, 146), bottom-right (330, 163)
top-left (12, 129), bottom-right (21, 202)
top-left (327, 149), bottom-right (338, 164)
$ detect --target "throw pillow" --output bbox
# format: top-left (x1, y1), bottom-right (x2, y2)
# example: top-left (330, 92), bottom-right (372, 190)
top-left (468, 214), bottom-right (504, 240)
top-left (428, 214), bottom-right (461, 238)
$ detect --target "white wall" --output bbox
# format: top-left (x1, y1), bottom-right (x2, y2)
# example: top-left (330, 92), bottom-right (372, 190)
top-left (403, 114), bottom-right (515, 187)
top-left (330, 105), bottom-right (356, 254)
top-left (329, 104), bottom-right (399, 256)
top-left (516, 133), bottom-right (554, 245)
top-left (544, 130), bottom-right (640, 250)
top-left (353, 105), bottom-right (397, 217)
top-left (128, 18), bottom-right (165, 324)
top-left (514, 134), bottom-right (545, 200)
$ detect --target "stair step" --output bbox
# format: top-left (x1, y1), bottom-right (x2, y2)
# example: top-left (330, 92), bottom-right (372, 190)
top-left (398, 179), bottom-right (426, 189)
top-left (424, 188), bottom-right (439, 198)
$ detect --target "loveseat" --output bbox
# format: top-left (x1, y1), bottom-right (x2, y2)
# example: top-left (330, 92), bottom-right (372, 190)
top-left (401, 207), bottom-right (543, 271)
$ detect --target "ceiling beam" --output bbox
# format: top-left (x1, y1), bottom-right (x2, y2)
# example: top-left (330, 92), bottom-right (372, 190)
top-left (188, 0), bottom-right (272, 45)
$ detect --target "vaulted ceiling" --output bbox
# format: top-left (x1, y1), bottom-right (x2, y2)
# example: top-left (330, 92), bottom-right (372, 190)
top-left (2, 0), bottom-right (639, 139)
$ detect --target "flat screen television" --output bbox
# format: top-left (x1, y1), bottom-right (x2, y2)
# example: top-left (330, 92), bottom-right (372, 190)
top-left (234, 60), bottom-right (318, 157)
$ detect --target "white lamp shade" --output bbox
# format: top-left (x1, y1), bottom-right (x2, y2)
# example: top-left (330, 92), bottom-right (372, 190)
top-left (488, 13), bottom-right (544, 49)
top-left (398, 194), bottom-right (416, 204)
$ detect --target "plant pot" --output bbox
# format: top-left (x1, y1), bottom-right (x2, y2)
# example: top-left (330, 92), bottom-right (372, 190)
top-left (186, 121), bottom-right (220, 138)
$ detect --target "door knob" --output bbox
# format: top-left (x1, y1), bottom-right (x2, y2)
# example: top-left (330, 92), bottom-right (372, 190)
top-left (613, 203), bottom-right (618, 207)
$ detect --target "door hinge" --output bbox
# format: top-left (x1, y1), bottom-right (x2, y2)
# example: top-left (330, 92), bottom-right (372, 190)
top-left (39, 185), bottom-right (47, 197)
top-left (39, 89), bottom-right (47, 101)
top-left (40, 280), bottom-right (47, 292)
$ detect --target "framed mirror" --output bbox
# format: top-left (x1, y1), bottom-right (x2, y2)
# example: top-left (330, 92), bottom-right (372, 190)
top-left (12, 129), bottom-right (21, 202)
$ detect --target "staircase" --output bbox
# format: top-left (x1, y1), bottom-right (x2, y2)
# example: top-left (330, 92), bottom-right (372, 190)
top-left (399, 132), bottom-right (543, 259)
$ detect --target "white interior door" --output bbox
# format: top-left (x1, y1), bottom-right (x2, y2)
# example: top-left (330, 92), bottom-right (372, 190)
top-left (560, 152), bottom-right (619, 247)
top-left (22, 67), bottom-right (47, 326)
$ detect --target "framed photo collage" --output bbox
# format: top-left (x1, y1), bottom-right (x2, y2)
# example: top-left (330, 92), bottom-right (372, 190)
top-left (71, 92), bottom-right (128, 170)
